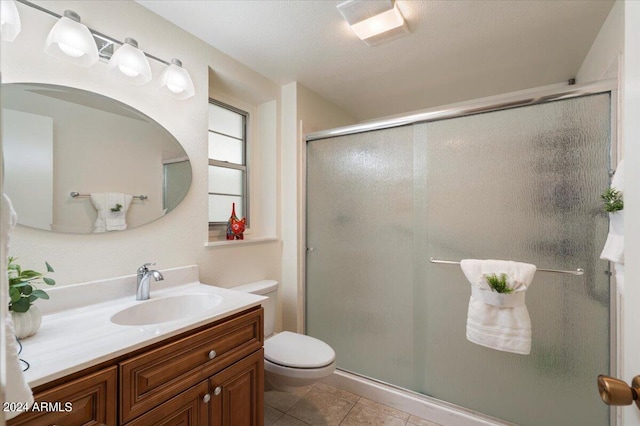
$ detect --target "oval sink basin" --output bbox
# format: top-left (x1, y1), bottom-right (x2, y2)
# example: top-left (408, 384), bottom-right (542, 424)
top-left (111, 294), bottom-right (223, 326)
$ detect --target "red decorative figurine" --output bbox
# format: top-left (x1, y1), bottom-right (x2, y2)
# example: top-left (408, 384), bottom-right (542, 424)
top-left (226, 203), bottom-right (246, 240)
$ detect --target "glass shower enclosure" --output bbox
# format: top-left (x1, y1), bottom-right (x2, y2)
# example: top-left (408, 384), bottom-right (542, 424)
top-left (305, 90), bottom-right (612, 425)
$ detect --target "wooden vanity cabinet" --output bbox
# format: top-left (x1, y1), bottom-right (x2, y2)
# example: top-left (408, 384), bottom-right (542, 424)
top-left (7, 366), bottom-right (117, 426)
top-left (8, 307), bottom-right (264, 426)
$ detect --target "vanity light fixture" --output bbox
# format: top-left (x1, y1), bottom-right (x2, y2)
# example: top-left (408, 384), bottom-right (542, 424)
top-left (337, 0), bottom-right (409, 46)
top-left (13, 0), bottom-right (196, 100)
top-left (108, 37), bottom-right (152, 85)
top-left (1, 0), bottom-right (21, 41)
top-left (44, 10), bottom-right (99, 67)
top-left (158, 58), bottom-right (195, 99)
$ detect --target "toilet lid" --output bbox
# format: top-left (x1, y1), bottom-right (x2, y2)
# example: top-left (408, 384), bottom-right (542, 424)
top-left (265, 331), bottom-right (336, 369)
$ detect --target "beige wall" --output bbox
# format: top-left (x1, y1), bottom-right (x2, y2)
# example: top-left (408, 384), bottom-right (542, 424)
top-left (576, 0), bottom-right (623, 84)
top-left (1, 0), bottom-right (281, 289)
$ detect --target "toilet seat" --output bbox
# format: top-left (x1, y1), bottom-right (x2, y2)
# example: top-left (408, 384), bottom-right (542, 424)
top-left (264, 331), bottom-right (335, 369)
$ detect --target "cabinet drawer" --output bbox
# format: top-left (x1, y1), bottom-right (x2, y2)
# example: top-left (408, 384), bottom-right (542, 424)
top-left (124, 381), bottom-right (210, 426)
top-left (8, 366), bottom-right (117, 426)
top-left (120, 308), bottom-right (263, 423)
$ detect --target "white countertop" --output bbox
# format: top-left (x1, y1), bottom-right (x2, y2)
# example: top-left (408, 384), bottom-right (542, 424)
top-left (17, 265), bottom-right (266, 388)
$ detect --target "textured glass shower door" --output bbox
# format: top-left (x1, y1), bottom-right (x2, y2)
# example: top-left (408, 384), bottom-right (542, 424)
top-left (306, 93), bottom-right (611, 425)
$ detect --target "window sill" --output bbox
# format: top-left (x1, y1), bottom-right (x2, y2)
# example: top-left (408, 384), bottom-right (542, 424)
top-left (204, 237), bottom-right (279, 247)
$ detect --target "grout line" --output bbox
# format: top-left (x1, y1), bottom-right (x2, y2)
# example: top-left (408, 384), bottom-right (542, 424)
top-left (338, 401), bottom-right (358, 425)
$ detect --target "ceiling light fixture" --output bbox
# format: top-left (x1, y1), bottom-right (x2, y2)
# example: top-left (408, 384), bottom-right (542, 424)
top-left (159, 58), bottom-right (196, 99)
top-left (1, 0), bottom-right (21, 41)
top-left (108, 37), bottom-right (152, 85)
top-left (44, 10), bottom-right (99, 67)
top-left (337, 0), bottom-right (409, 46)
top-left (14, 0), bottom-right (195, 100)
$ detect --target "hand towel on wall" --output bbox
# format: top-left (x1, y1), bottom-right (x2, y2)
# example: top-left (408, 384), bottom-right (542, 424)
top-left (90, 193), bottom-right (133, 233)
top-left (460, 259), bottom-right (537, 355)
top-left (600, 159), bottom-right (625, 293)
top-left (2, 193), bottom-right (34, 419)
top-left (600, 159), bottom-right (624, 263)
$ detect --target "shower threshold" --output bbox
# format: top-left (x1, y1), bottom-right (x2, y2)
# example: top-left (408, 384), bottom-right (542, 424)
top-left (322, 369), bottom-right (516, 426)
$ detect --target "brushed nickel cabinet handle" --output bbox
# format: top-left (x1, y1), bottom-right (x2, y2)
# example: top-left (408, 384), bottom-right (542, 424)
top-left (208, 350), bottom-right (217, 360)
top-left (203, 394), bottom-right (211, 403)
top-left (214, 386), bottom-right (222, 396)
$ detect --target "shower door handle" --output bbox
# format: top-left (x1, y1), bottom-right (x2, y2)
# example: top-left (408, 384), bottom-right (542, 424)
top-left (597, 375), bottom-right (640, 409)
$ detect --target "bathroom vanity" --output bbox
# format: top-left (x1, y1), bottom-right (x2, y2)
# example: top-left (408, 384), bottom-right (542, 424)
top-left (7, 266), bottom-right (266, 426)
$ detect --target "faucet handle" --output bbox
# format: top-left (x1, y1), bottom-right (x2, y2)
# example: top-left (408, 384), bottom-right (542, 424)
top-left (138, 262), bottom-right (156, 273)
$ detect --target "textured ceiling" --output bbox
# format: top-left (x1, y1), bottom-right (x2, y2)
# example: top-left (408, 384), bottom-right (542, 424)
top-left (136, 0), bottom-right (614, 121)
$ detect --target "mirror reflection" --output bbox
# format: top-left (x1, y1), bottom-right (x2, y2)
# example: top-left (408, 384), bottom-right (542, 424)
top-left (1, 83), bottom-right (192, 234)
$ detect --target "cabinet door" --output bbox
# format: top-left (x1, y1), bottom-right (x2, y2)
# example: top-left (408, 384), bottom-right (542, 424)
top-left (7, 366), bottom-right (117, 426)
top-left (124, 381), bottom-right (210, 426)
top-left (210, 349), bottom-right (264, 426)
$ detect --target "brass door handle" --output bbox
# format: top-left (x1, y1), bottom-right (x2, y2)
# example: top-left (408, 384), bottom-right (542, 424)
top-left (598, 375), bottom-right (640, 408)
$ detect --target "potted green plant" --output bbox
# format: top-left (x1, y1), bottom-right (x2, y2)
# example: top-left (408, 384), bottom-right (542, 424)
top-left (8, 257), bottom-right (55, 339)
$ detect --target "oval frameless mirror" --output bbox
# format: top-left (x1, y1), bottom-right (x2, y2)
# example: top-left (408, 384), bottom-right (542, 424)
top-left (1, 83), bottom-right (192, 234)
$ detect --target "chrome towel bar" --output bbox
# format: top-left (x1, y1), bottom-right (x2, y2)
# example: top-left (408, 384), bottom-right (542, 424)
top-left (70, 192), bottom-right (148, 200)
top-left (429, 258), bottom-right (584, 276)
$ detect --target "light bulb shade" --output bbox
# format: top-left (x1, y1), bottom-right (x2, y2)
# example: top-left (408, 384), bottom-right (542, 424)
top-left (159, 60), bottom-right (195, 99)
top-left (44, 13), bottom-right (99, 66)
top-left (1, 0), bottom-right (21, 41)
top-left (337, 0), bottom-right (409, 46)
top-left (108, 40), bottom-right (152, 85)
top-left (350, 4), bottom-right (407, 44)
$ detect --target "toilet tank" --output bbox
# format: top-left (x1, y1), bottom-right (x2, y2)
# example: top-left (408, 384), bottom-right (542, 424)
top-left (232, 280), bottom-right (278, 337)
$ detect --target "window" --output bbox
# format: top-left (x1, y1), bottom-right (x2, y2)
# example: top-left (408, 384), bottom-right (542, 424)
top-left (208, 99), bottom-right (248, 228)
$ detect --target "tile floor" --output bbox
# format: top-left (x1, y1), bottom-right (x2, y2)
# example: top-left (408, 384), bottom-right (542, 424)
top-left (264, 382), bottom-right (442, 426)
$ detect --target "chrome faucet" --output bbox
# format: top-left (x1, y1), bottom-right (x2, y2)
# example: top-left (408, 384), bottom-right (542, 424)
top-left (136, 263), bottom-right (164, 301)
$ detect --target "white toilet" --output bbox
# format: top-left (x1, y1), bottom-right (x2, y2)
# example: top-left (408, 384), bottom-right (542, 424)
top-left (233, 280), bottom-right (336, 392)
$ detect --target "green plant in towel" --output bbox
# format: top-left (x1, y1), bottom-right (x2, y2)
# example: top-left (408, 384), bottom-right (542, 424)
top-left (485, 273), bottom-right (513, 294)
top-left (8, 257), bottom-right (56, 313)
top-left (601, 188), bottom-right (623, 213)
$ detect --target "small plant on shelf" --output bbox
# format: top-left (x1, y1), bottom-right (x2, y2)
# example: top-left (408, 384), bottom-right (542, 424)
top-left (484, 273), bottom-right (513, 294)
top-left (8, 257), bottom-right (56, 313)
